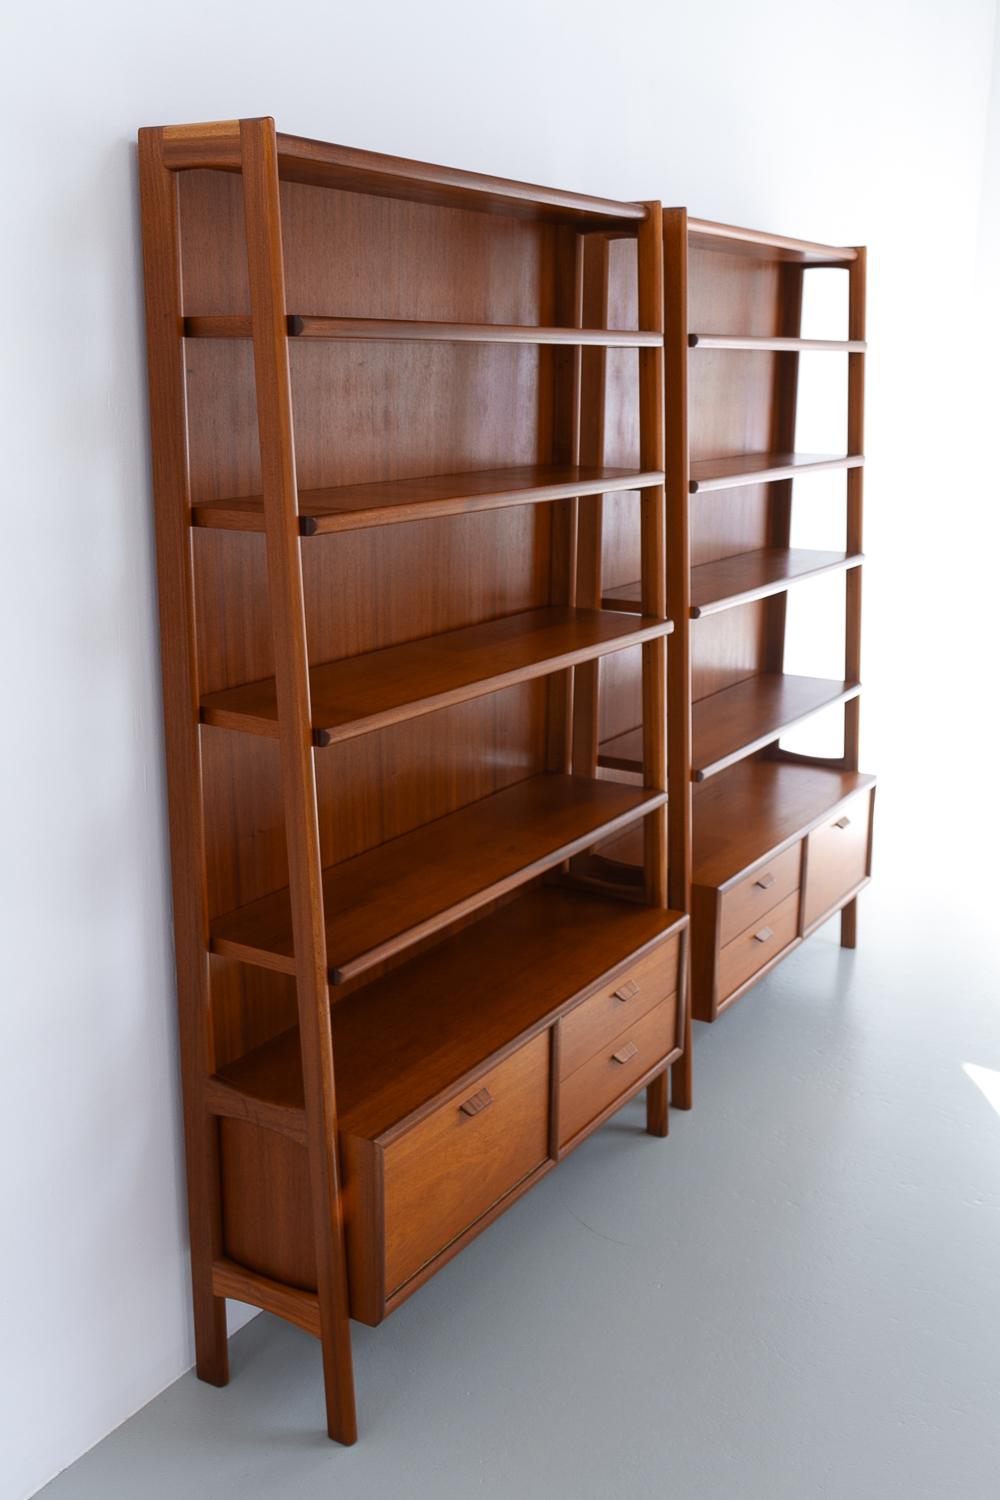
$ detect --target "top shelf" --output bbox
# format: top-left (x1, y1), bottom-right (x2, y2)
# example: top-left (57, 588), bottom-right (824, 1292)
top-left (686, 217), bottom-right (859, 266)
top-left (689, 333), bottom-right (866, 353)
top-left (156, 120), bottom-right (648, 227)
top-left (184, 314), bottom-right (660, 347)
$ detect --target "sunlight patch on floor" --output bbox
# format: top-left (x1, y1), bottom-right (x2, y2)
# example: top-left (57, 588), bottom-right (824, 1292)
top-left (963, 1063), bottom-right (1000, 1118)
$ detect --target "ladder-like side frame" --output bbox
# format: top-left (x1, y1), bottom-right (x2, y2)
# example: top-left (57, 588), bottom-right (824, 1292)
top-left (139, 116), bottom-right (357, 1445)
top-left (840, 246), bottom-right (866, 948)
top-left (636, 204), bottom-right (673, 1133)
top-left (662, 209), bottom-right (693, 1109)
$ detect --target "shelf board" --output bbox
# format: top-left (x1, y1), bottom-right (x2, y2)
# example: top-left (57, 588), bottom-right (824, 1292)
top-left (200, 606), bottom-right (673, 745)
top-left (184, 314), bottom-right (660, 347)
top-left (693, 760), bottom-right (876, 887)
top-left (693, 674), bottom-right (861, 780)
top-left (211, 886), bottom-right (686, 1142)
top-left (689, 450), bottom-right (864, 494)
top-left (597, 673), bottom-right (861, 781)
top-left (602, 548), bottom-right (864, 618)
top-left (159, 124), bottom-right (648, 226)
top-left (689, 333), bottom-right (866, 353)
top-left (692, 548), bottom-right (863, 616)
top-left (274, 136), bottom-right (649, 226)
top-left (210, 773), bottom-right (668, 984)
top-left (686, 218), bottom-right (858, 266)
top-left (192, 464), bottom-right (663, 536)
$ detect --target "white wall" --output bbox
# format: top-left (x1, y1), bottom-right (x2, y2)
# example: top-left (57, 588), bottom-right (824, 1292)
top-left (1, 2), bottom-right (996, 1495)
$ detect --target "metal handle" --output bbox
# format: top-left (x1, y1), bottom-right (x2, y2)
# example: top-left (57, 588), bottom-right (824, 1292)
top-left (611, 1041), bottom-right (638, 1065)
top-left (459, 1087), bottom-right (493, 1118)
top-left (613, 979), bottom-right (640, 1003)
top-left (754, 872), bottom-right (776, 891)
top-left (834, 815), bottom-right (851, 829)
top-left (753, 927), bottom-right (774, 944)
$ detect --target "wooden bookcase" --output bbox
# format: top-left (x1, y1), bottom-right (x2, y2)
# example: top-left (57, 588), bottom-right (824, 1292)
top-left (138, 117), bottom-right (691, 1443)
top-left (598, 211), bottom-right (875, 1022)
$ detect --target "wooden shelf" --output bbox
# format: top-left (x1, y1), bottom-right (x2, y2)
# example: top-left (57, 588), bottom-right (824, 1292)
top-left (602, 547), bottom-right (863, 618)
top-left (689, 333), bottom-right (865, 353)
top-left (210, 774), bottom-right (668, 983)
top-left (161, 124), bottom-right (647, 226)
top-left (184, 314), bottom-right (660, 347)
top-left (692, 674), bottom-right (861, 780)
top-left (200, 607), bottom-right (673, 745)
top-left (210, 886), bottom-right (686, 1142)
top-left (691, 548), bottom-right (862, 616)
top-left (686, 218), bottom-right (858, 266)
top-left (689, 450), bottom-right (864, 494)
top-left (598, 673), bottom-right (861, 780)
top-left (192, 464), bottom-right (663, 536)
top-left (693, 759), bottom-right (876, 888)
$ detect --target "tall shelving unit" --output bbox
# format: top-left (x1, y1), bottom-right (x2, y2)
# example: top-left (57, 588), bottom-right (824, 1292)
top-left (597, 211), bottom-right (875, 1022)
top-left (139, 117), bottom-right (690, 1443)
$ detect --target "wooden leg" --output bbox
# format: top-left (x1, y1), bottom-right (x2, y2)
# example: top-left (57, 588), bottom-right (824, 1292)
top-left (318, 1300), bottom-right (358, 1445)
top-left (193, 1277), bottom-right (229, 1387)
top-left (841, 897), bottom-right (858, 949)
top-left (672, 964), bottom-right (693, 1110)
top-left (671, 1040), bottom-right (693, 1111)
top-left (190, 1115), bottom-right (229, 1386)
top-left (646, 1071), bottom-right (669, 1136)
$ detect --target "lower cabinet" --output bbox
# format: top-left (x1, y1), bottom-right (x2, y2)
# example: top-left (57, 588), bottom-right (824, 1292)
top-left (692, 781), bottom-right (875, 1022)
top-left (220, 917), bottom-right (686, 1328)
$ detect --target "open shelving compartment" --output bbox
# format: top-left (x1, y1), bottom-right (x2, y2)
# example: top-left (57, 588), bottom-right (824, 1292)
top-left (139, 118), bottom-right (691, 1443)
top-left (593, 210), bottom-right (875, 1022)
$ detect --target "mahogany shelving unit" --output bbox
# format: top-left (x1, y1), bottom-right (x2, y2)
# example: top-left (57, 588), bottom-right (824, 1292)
top-left (138, 118), bottom-right (690, 1443)
top-left (595, 211), bottom-right (875, 1021)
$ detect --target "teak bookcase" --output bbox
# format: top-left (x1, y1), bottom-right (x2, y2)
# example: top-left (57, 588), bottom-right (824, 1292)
top-left (138, 117), bottom-right (691, 1443)
top-left (597, 211), bottom-right (875, 1020)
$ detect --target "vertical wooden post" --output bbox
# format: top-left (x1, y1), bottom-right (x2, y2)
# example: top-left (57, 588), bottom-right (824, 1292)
top-left (763, 262), bottom-right (805, 674)
top-left (572, 235), bottom-right (611, 778)
top-left (546, 226), bottom-right (583, 775)
top-left (636, 204), bottom-right (671, 1137)
top-left (842, 246), bottom-right (866, 949)
top-left (239, 117), bottom-right (357, 1445)
top-left (662, 208), bottom-right (693, 1109)
top-left (137, 127), bottom-right (230, 1389)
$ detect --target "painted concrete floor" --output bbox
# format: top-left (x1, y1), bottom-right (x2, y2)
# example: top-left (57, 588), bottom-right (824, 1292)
top-left (41, 798), bottom-right (1000, 1499)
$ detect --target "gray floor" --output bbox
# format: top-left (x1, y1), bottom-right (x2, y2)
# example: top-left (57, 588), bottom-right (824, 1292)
top-left (42, 800), bottom-right (1000, 1499)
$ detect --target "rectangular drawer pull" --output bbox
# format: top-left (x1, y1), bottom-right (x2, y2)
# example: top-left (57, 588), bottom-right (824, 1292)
top-left (753, 927), bottom-right (774, 944)
top-left (611, 1041), bottom-right (638, 1065)
top-left (834, 815), bottom-right (851, 829)
top-left (612, 979), bottom-right (640, 1003)
top-left (458, 1087), bottom-right (493, 1118)
top-left (754, 872), bottom-right (776, 891)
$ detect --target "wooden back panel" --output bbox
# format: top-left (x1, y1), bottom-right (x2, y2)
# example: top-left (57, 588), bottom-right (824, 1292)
top-left (175, 170), bottom-right (640, 1062)
top-left (687, 246), bottom-right (789, 702)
